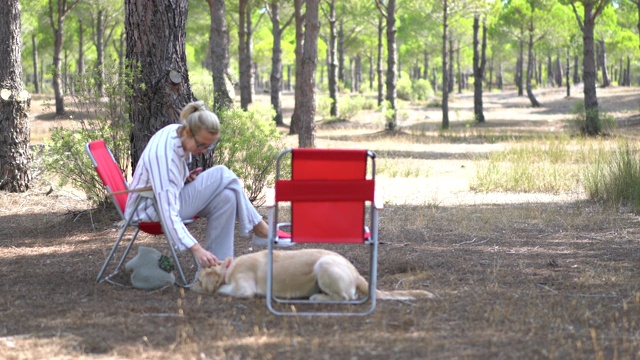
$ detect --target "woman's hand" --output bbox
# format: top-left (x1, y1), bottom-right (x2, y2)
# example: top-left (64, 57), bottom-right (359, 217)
top-left (189, 243), bottom-right (219, 268)
top-left (185, 167), bottom-right (203, 184)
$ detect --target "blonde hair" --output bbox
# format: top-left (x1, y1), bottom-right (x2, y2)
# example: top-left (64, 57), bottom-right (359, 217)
top-left (180, 100), bottom-right (220, 135)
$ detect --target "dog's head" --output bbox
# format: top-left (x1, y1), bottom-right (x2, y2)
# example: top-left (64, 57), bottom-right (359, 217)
top-left (190, 258), bottom-right (231, 293)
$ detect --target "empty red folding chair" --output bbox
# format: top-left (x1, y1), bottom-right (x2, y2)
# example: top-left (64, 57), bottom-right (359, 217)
top-left (86, 140), bottom-right (197, 286)
top-left (266, 148), bottom-right (382, 316)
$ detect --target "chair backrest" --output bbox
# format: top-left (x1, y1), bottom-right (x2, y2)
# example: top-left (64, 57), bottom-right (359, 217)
top-left (86, 140), bottom-right (129, 217)
top-left (275, 149), bottom-right (375, 244)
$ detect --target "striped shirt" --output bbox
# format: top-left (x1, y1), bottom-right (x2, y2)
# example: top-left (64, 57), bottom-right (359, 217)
top-left (124, 124), bottom-right (197, 251)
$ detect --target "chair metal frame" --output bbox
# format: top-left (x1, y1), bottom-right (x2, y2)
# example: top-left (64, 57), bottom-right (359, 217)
top-left (265, 148), bottom-right (381, 316)
top-left (85, 140), bottom-right (197, 286)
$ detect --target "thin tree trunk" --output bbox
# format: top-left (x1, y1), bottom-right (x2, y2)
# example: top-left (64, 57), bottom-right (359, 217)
top-left (384, 0), bottom-right (397, 131)
top-left (208, 0), bottom-right (233, 111)
top-left (238, 0), bottom-right (254, 110)
top-left (598, 39), bottom-right (610, 87)
top-left (289, 0), bottom-right (304, 135)
top-left (269, 0), bottom-right (291, 125)
top-left (31, 34), bottom-right (40, 94)
top-left (573, 55), bottom-right (580, 84)
top-left (48, 0), bottom-right (81, 115)
top-left (0, 0), bottom-right (31, 192)
top-left (516, 39), bottom-right (524, 96)
top-left (326, 0), bottom-right (338, 117)
top-left (441, 0), bottom-right (449, 129)
top-left (565, 52), bottom-right (571, 97)
top-left (472, 16), bottom-right (486, 123)
top-left (376, 16), bottom-right (384, 107)
top-left (525, 18), bottom-right (541, 107)
top-left (298, 0), bottom-right (320, 148)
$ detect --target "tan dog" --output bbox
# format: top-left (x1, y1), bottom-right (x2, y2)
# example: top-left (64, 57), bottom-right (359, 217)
top-left (191, 249), bottom-right (434, 301)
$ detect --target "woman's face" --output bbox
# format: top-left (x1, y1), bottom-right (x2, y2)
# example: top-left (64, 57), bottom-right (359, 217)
top-left (184, 127), bottom-right (219, 155)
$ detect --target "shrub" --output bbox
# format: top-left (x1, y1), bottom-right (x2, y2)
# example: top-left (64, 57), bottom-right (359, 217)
top-left (397, 76), bottom-right (413, 101)
top-left (213, 103), bottom-right (288, 205)
top-left (42, 61), bottom-right (133, 205)
top-left (412, 79), bottom-right (434, 101)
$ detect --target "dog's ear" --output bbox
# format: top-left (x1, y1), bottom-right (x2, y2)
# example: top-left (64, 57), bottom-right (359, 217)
top-left (222, 257), bottom-right (232, 268)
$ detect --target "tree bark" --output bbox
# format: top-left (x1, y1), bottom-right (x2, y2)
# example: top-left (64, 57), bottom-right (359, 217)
top-left (326, 0), bottom-right (339, 117)
top-left (571, 0), bottom-right (606, 135)
top-left (289, 0), bottom-right (304, 135)
top-left (516, 39), bottom-right (524, 96)
top-left (269, 0), bottom-right (291, 125)
top-left (208, 0), bottom-right (233, 111)
top-left (598, 39), bottom-right (610, 87)
top-left (376, 15), bottom-right (384, 107)
top-left (31, 34), bottom-right (41, 94)
top-left (238, 0), bottom-right (254, 110)
top-left (441, 0), bottom-right (449, 129)
top-left (525, 28), bottom-right (541, 107)
top-left (384, 0), bottom-right (398, 131)
top-left (0, 0), bottom-right (31, 192)
top-left (472, 16), bottom-right (486, 123)
top-left (126, 0), bottom-right (196, 169)
top-left (48, 0), bottom-right (81, 116)
top-left (298, 0), bottom-right (320, 148)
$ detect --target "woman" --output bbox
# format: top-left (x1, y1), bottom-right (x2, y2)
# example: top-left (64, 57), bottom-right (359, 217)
top-left (124, 100), bottom-right (270, 268)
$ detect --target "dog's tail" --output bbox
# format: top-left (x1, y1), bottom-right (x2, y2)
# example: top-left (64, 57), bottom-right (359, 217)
top-left (356, 276), bottom-right (435, 300)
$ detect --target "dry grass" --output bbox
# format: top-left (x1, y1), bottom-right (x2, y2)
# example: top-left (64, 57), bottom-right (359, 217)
top-left (1, 87), bottom-right (640, 359)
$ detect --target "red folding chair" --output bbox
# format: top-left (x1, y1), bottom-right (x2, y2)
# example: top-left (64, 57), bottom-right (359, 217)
top-left (85, 140), bottom-right (197, 286)
top-left (266, 148), bottom-right (382, 316)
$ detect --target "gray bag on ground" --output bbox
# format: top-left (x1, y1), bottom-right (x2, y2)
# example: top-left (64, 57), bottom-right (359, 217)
top-left (125, 246), bottom-right (176, 290)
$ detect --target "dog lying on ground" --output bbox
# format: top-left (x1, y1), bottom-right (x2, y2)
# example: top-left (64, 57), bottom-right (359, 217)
top-left (191, 249), bottom-right (434, 301)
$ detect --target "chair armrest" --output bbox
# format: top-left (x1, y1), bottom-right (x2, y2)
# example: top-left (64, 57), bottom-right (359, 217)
top-left (108, 186), bottom-right (154, 197)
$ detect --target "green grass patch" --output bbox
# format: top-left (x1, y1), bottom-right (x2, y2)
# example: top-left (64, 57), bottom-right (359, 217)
top-left (471, 137), bottom-right (595, 193)
top-left (583, 141), bottom-right (640, 213)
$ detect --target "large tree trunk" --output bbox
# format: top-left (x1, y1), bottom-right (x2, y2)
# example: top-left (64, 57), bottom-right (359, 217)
top-left (289, 0), bottom-right (304, 135)
top-left (31, 34), bottom-right (41, 94)
top-left (126, 0), bottom-right (196, 169)
top-left (0, 0), bottom-right (31, 192)
top-left (238, 0), bottom-right (254, 110)
top-left (297, 0), bottom-right (320, 148)
top-left (326, 0), bottom-right (339, 117)
top-left (441, 0), bottom-right (449, 129)
top-left (472, 16), bottom-right (486, 123)
top-left (208, 0), bottom-right (233, 111)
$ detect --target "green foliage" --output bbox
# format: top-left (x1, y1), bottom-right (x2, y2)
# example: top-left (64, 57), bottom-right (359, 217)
top-left (316, 95), bottom-right (334, 119)
top-left (213, 103), bottom-right (287, 205)
top-left (583, 142), bottom-right (640, 213)
top-left (337, 95), bottom-right (375, 121)
top-left (412, 79), bottom-right (434, 101)
top-left (41, 61), bottom-right (133, 205)
top-left (396, 76), bottom-right (413, 101)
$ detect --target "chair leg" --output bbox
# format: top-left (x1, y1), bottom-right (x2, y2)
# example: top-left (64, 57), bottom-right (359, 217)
top-left (96, 222), bottom-right (129, 282)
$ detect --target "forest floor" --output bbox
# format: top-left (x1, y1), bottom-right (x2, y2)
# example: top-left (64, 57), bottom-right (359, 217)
top-left (1, 86), bottom-right (640, 359)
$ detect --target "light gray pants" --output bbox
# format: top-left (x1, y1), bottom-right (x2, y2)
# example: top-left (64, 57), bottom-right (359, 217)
top-left (178, 165), bottom-right (262, 260)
